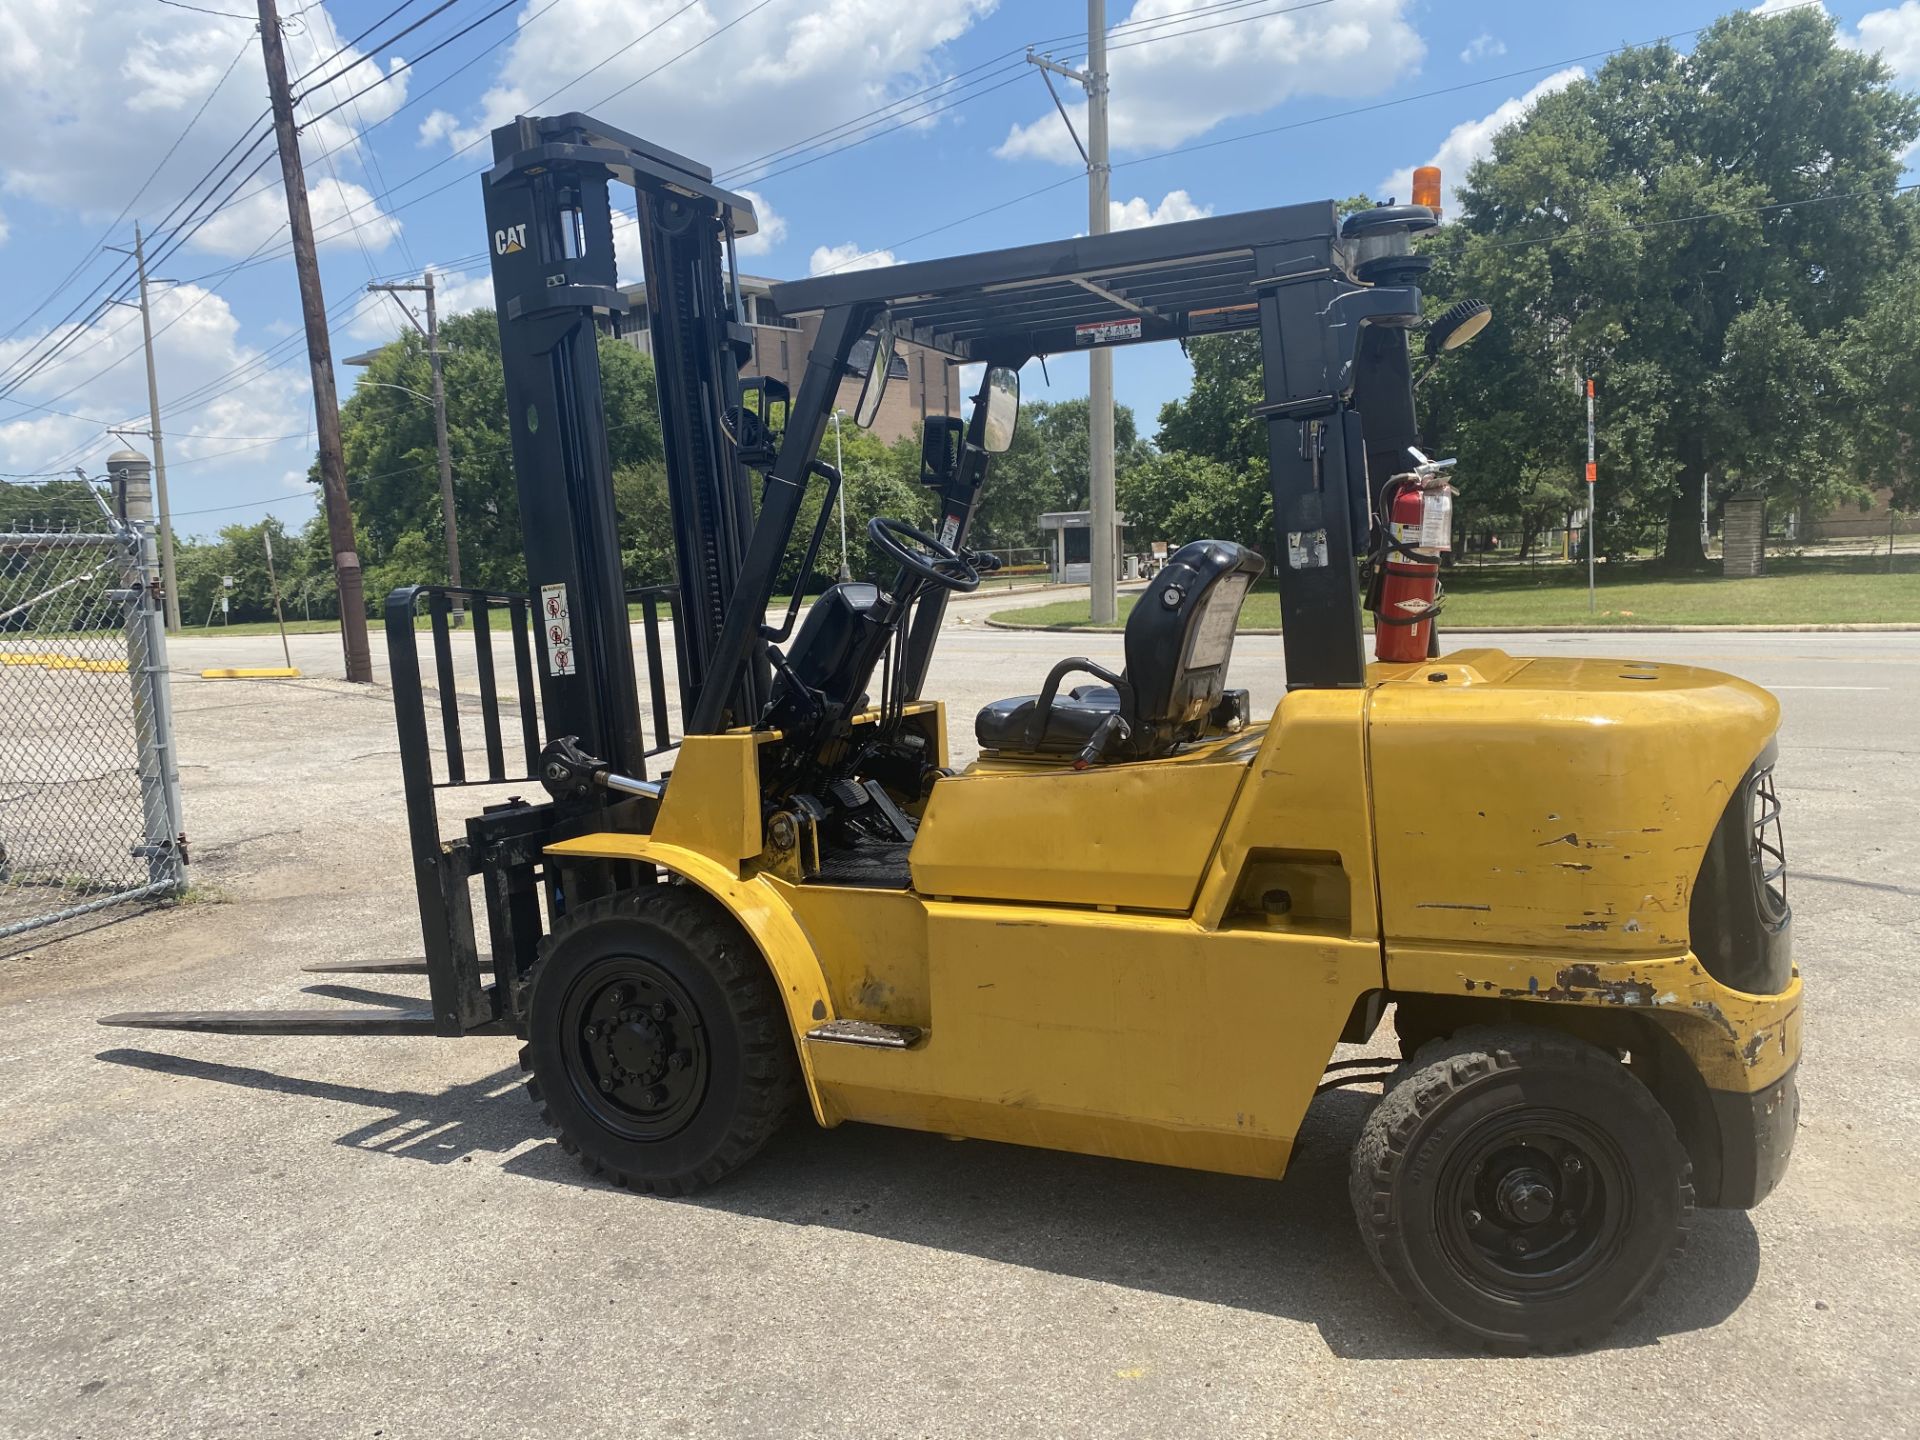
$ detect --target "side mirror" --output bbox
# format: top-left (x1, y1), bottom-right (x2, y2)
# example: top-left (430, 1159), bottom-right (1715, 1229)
top-left (854, 321), bottom-right (896, 428)
top-left (980, 365), bottom-right (1020, 453)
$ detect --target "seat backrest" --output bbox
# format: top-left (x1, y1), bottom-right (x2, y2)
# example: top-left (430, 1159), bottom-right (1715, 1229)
top-left (1123, 539), bottom-right (1266, 740)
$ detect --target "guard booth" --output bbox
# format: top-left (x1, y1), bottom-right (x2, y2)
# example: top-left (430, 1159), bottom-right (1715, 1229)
top-left (1041, 509), bottom-right (1128, 583)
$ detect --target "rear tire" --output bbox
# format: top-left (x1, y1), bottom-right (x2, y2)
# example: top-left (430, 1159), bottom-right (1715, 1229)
top-left (1350, 1025), bottom-right (1693, 1353)
top-left (522, 885), bottom-right (799, 1196)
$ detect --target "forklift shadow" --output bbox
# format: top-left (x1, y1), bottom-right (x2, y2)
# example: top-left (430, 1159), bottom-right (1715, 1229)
top-left (95, 1046), bottom-right (1760, 1359)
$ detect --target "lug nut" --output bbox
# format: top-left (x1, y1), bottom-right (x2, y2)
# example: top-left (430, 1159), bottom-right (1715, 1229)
top-left (1563, 1155), bottom-right (1583, 1174)
top-left (652, 1002), bottom-right (668, 1020)
top-left (645, 1086), bottom-right (669, 1107)
top-left (1562, 1211), bottom-right (1577, 1226)
top-left (599, 1075), bottom-right (614, 1092)
top-left (1511, 1237), bottom-right (1530, 1254)
top-left (1464, 1209), bottom-right (1483, 1227)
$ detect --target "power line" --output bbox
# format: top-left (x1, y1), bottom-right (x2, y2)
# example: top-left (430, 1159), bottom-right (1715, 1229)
top-left (289, 0), bottom-right (426, 85)
top-left (291, 0), bottom-right (463, 100)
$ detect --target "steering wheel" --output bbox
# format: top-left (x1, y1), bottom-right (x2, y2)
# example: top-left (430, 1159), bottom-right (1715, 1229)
top-left (867, 516), bottom-right (980, 593)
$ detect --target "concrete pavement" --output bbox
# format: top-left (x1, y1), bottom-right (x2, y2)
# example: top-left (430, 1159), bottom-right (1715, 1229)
top-left (0, 621), bottom-right (1916, 1437)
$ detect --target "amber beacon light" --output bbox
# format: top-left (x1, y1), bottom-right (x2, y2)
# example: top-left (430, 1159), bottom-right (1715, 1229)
top-left (1411, 165), bottom-right (1443, 218)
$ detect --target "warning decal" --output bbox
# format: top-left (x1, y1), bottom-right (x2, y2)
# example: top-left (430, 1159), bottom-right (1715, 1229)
top-left (1076, 316), bottom-right (1143, 346)
top-left (540, 582), bottom-right (576, 676)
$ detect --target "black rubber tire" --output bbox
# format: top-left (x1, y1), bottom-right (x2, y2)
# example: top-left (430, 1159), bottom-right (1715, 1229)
top-left (1349, 1025), bottom-right (1694, 1354)
top-left (521, 885), bottom-right (799, 1196)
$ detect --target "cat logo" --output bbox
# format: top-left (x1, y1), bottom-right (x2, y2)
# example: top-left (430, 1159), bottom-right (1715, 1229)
top-left (494, 223), bottom-right (528, 256)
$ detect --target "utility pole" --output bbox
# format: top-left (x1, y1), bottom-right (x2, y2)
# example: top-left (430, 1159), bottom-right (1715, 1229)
top-left (258, 0), bottom-right (373, 682)
top-left (1585, 375), bottom-right (1597, 615)
top-left (1028, 0), bottom-right (1116, 622)
top-left (105, 223), bottom-right (184, 632)
top-left (368, 273), bottom-right (462, 621)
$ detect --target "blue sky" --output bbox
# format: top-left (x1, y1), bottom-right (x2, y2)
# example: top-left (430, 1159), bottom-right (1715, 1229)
top-left (1, 0), bottom-right (1915, 536)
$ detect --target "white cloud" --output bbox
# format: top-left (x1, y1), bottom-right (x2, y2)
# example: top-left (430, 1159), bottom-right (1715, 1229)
top-left (0, 207), bottom-right (9, 245)
top-left (732, 189), bottom-right (787, 257)
top-left (1381, 67), bottom-right (1587, 217)
top-left (1109, 189), bottom-right (1211, 230)
top-left (417, 109), bottom-right (465, 148)
top-left (1460, 33), bottom-right (1506, 64)
top-left (809, 242), bottom-right (898, 276)
top-left (442, 0), bottom-right (997, 177)
top-left (0, 1), bottom-right (408, 249)
top-left (0, 282), bottom-right (309, 477)
top-left (1752, 0), bottom-right (1819, 14)
top-left (1856, 2), bottom-right (1920, 80)
top-left (194, 176), bottom-right (405, 259)
top-left (998, 0), bottom-right (1424, 165)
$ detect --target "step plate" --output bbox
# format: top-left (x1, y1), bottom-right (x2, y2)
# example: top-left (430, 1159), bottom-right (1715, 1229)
top-left (806, 1019), bottom-right (925, 1049)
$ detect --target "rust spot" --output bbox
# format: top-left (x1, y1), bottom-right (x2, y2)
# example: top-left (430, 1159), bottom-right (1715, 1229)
top-left (1565, 920), bottom-right (1610, 932)
top-left (1550, 962), bottom-right (1659, 1005)
top-left (1539, 832), bottom-right (1581, 848)
top-left (1555, 862), bottom-right (1593, 873)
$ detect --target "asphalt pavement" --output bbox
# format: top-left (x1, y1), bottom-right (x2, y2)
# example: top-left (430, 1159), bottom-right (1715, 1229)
top-left (1, 613), bottom-right (1916, 1438)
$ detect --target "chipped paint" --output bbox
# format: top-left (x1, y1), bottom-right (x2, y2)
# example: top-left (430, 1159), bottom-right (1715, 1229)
top-left (1565, 920), bottom-right (1610, 932)
top-left (1555, 862), bottom-right (1594, 873)
top-left (1418, 901), bottom-right (1493, 912)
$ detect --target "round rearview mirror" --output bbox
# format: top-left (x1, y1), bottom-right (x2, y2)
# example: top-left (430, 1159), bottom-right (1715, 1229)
top-left (855, 322), bottom-right (896, 429)
top-left (980, 366), bottom-right (1020, 453)
top-left (1425, 299), bottom-right (1493, 357)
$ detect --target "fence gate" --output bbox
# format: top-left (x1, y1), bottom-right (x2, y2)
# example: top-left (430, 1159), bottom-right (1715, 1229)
top-left (1, 486), bottom-right (185, 941)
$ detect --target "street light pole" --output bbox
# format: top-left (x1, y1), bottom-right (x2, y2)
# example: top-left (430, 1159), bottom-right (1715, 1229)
top-left (1027, 3), bottom-right (1116, 623)
top-left (831, 409), bottom-right (850, 582)
top-left (104, 223), bottom-right (183, 632)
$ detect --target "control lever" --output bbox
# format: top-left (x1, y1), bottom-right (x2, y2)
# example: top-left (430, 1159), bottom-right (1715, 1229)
top-left (966, 549), bottom-right (1003, 573)
top-left (538, 736), bottom-right (663, 802)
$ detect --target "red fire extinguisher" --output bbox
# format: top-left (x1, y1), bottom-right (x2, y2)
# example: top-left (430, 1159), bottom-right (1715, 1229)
top-left (1368, 451), bottom-right (1456, 664)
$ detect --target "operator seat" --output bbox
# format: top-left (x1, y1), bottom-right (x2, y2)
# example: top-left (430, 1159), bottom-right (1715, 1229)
top-left (975, 539), bottom-right (1266, 762)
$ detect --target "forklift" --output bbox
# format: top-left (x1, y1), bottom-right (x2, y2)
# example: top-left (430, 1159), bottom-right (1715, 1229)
top-left (106, 112), bottom-right (1800, 1353)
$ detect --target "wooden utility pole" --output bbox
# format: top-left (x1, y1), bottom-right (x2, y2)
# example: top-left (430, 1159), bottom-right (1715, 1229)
top-left (367, 273), bottom-right (462, 621)
top-left (257, 0), bottom-right (373, 682)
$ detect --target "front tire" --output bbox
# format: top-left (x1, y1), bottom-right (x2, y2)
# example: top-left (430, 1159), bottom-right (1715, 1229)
top-left (1350, 1026), bottom-right (1693, 1353)
top-left (522, 885), bottom-right (799, 1196)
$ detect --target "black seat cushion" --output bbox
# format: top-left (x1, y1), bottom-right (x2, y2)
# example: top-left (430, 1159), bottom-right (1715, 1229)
top-left (974, 690), bottom-right (1118, 754)
top-left (973, 540), bottom-right (1266, 758)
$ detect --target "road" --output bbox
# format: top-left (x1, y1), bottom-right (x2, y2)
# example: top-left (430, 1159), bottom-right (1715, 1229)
top-left (1, 615), bottom-right (1916, 1438)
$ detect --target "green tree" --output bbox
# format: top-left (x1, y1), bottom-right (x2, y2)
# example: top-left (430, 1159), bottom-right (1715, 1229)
top-left (1119, 450), bottom-right (1272, 556)
top-left (969, 396), bottom-right (1150, 553)
top-left (1427, 7), bottom-right (1919, 566)
top-left (333, 310), bottom-right (663, 594)
top-left (1836, 244), bottom-right (1920, 511)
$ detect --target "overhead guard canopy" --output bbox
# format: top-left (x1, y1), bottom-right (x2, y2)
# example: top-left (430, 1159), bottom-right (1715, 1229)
top-left (768, 201), bottom-right (1346, 362)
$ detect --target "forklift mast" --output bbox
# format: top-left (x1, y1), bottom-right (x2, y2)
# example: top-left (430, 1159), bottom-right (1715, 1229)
top-left (481, 112), bottom-right (762, 761)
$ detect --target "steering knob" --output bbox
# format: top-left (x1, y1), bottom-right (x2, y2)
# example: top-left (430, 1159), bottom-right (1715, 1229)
top-left (867, 516), bottom-right (980, 593)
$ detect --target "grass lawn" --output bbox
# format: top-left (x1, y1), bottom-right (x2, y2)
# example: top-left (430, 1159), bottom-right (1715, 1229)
top-left (994, 553), bottom-right (1920, 630)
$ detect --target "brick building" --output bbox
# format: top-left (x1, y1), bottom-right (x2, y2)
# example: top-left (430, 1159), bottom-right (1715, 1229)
top-left (615, 275), bottom-right (961, 446)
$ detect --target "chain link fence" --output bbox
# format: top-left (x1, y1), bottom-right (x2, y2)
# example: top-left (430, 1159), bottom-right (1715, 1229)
top-left (1, 481), bottom-right (185, 941)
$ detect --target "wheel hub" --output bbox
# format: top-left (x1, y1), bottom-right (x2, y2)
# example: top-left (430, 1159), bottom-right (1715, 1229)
top-left (1441, 1115), bottom-right (1627, 1297)
top-left (561, 960), bottom-right (710, 1139)
top-left (1495, 1167), bottom-right (1558, 1226)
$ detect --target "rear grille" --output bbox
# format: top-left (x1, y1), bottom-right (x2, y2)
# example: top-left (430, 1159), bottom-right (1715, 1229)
top-left (1750, 765), bottom-right (1787, 920)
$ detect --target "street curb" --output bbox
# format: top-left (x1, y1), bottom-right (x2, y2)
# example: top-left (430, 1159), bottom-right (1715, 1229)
top-left (982, 619), bottom-right (1920, 634)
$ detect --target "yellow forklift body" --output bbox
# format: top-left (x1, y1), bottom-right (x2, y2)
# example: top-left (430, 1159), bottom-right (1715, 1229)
top-left (548, 651), bottom-right (1797, 1177)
